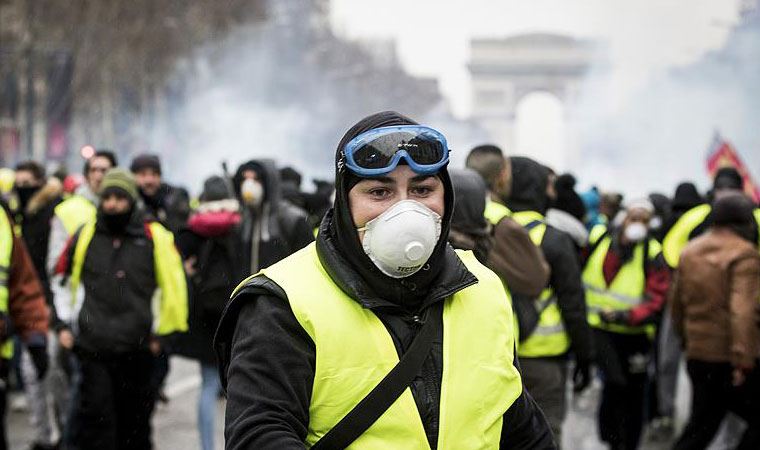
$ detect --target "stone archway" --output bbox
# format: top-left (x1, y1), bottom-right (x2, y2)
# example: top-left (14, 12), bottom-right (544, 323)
top-left (468, 33), bottom-right (596, 168)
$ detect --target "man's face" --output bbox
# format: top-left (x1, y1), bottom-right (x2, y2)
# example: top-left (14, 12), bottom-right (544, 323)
top-left (87, 156), bottom-right (113, 193)
top-left (14, 170), bottom-right (43, 189)
top-left (101, 192), bottom-right (132, 215)
top-left (134, 168), bottom-right (162, 197)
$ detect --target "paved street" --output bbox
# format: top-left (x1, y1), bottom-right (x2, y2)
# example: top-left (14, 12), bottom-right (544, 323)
top-left (5, 356), bottom-right (743, 449)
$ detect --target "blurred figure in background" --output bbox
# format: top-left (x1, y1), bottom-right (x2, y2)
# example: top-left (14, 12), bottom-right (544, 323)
top-left (12, 161), bottom-right (66, 450)
top-left (448, 168), bottom-right (549, 296)
top-left (600, 192), bottom-right (624, 227)
top-left (279, 166), bottom-right (306, 211)
top-left (582, 187), bottom-right (605, 230)
top-left (546, 173), bottom-right (589, 257)
top-left (582, 199), bottom-right (670, 450)
top-left (232, 160), bottom-right (313, 274)
top-left (0, 201), bottom-right (50, 450)
top-left (505, 155), bottom-right (595, 444)
top-left (465, 144), bottom-right (550, 297)
top-left (176, 176), bottom-right (244, 450)
top-left (56, 169), bottom-right (187, 450)
top-left (662, 182), bottom-right (703, 240)
top-left (670, 193), bottom-right (760, 450)
top-left (130, 154), bottom-right (191, 235)
top-left (647, 193), bottom-right (671, 242)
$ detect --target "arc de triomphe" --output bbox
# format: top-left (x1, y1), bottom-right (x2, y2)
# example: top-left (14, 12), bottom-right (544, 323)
top-left (469, 33), bottom-right (596, 168)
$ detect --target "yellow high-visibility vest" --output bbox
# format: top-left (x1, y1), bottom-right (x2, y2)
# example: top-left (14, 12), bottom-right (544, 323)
top-left (663, 204), bottom-right (760, 268)
top-left (235, 243), bottom-right (523, 449)
top-left (583, 225), bottom-right (661, 335)
top-left (484, 199), bottom-right (512, 225)
top-left (54, 195), bottom-right (97, 236)
top-left (497, 210), bottom-right (569, 358)
top-left (69, 221), bottom-right (188, 336)
top-left (0, 209), bottom-right (16, 358)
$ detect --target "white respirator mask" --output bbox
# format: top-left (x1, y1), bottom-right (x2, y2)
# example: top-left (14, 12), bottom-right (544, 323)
top-left (357, 200), bottom-right (442, 278)
top-left (624, 222), bottom-right (648, 243)
top-left (241, 179), bottom-right (264, 207)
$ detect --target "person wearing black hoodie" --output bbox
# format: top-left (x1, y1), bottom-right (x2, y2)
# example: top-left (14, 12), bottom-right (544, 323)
top-left (215, 112), bottom-right (555, 449)
top-left (232, 159), bottom-right (313, 274)
top-left (505, 156), bottom-right (595, 445)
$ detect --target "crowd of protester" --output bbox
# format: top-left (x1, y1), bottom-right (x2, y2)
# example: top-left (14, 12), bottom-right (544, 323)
top-left (0, 111), bottom-right (758, 450)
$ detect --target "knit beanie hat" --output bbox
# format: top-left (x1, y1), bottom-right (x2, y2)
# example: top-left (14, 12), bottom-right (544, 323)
top-left (713, 193), bottom-right (755, 226)
top-left (552, 173), bottom-right (586, 221)
top-left (200, 176), bottom-right (233, 202)
top-left (130, 154), bottom-right (162, 174)
top-left (101, 168), bottom-right (139, 202)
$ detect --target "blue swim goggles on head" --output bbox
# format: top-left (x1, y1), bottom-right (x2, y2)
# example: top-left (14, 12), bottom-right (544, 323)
top-left (342, 125), bottom-right (450, 176)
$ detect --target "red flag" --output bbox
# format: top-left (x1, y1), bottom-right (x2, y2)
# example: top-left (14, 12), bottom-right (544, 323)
top-left (706, 133), bottom-right (760, 203)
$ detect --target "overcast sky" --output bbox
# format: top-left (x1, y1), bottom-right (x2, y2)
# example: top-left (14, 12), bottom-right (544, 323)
top-left (330, 0), bottom-right (741, 117)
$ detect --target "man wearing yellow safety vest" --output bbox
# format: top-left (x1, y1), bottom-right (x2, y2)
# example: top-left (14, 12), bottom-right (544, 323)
top-left (0, 201), bottom-right (50, 450)
top-left (658, 167), bottom-right (760, 436)
top-left (46, 150), bottom-right (117, 278)
top-left (216, 112), bottom-right (555, 449)
top-left (582, 200), bottom-right (670, 450)
top-left (500, 156), bottom-right (595, 444)
top-left (54, 169), bottom-right (188, 450)
top-left (464, 145), bottom-right (550, 297)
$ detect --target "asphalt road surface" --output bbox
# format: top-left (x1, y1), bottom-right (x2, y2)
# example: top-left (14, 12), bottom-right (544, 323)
top-left (6, 356), bottom-right (744, 449)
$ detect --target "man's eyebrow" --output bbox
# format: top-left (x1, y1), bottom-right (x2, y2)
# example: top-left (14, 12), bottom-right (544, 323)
top-left (365, 176), bottom-right (395, 184)
top-left (411, 175), bottom-right (435, 182)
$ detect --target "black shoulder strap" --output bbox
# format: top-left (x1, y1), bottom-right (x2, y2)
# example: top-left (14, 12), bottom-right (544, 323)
top-left (311, 301), bottom-right (444, 450)
top-left (587, 230), bottom-right (609, 259)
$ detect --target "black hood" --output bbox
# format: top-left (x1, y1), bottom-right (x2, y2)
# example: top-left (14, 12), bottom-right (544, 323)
top-left (506, 156), bottom-right (550, 214)
top-left (318, 111), bottom-right (456, 310)
top-left (450, 168), bottom-right (488, 237)
top-left (233, 159), bottom-right (281, 206)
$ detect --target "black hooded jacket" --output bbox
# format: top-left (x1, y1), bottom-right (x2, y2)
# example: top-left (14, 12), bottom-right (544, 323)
top-left (233, 159), bottom-right (314, 273)
top-left (506, 157), bottom-right (595, 362)
top-left (215, 112), bottom-right (555, 449)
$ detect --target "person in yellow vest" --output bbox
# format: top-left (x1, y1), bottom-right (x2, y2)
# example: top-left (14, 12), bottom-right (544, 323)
top-left (502, 156), bottom-right (595, 444)
top-left (662, 167), bottom-right (760, 268)
top-left (55, 169), bottom-right (188, 450)
top-left (582, 200), bottom-right (670, 450)
top-left (215, 112), bottom-right (555, 449)
top-left (464, 144), bottom-right (550, 297)
top-left (46, 150), bottom-right (117, 277)
top-left (657, 167), bottom-right (760, 439)
top-left (0, 201), bottom-right (50, 450)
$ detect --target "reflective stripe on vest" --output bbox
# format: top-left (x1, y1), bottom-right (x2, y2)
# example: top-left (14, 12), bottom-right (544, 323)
top-left (511, 210), bottom-right (571, 358)
top-left (484, 199), bottom-right (512, 226)
top-left (0, 209), bottom-right (15, 358)
top-left (582, 227), bottom-right (661, 335)
top-left (54, 195), bottom-right (97, 236)
top-left (69, 221), bottom-right (188, 336)
top-left (242, 242), bottom-right (522, 449)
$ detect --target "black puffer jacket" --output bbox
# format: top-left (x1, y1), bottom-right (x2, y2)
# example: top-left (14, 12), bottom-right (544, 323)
top-left (233, 159), bottom-right (314, 273)
top-left (506, 157), bottom-right (595, 363)
top-left (215, 112), bottom-right (555, 450)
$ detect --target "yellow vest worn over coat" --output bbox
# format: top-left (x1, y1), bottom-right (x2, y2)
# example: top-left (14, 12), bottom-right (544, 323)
top-left (583, 225), bottom-right (661, 335)
top-left (242, 242), bottom-right (523, 449)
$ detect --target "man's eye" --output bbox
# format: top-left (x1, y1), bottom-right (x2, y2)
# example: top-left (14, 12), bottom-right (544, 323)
top-left (369, 189), bottom-right (390, 198)
top-left (412, 186), bottom-right (433, 196)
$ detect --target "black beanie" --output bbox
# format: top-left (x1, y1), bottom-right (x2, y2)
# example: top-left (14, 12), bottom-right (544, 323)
top-left (553, 173), bottom-right (586, 221)
top-left (200, 176), bottom-right (233, 202)
top-left (713, 193), bottom-right (755, 226)
top-left (713, 167), bottom-right (743, 191)
top-left (130, 154), bottom-right (162, 174)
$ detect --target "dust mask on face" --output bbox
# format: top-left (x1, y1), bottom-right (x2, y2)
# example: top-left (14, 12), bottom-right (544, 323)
top-left (357, 200), bottom-right (442, 278)
top-left (241, 179), bottom-right (263, 207)
top-left (624, 222), bottom-right (648, 243)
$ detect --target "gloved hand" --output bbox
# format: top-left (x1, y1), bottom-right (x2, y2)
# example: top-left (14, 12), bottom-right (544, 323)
top-left (600, 310), bottom-right (630, 325)
top-left (27, 344), bottom-right (49, 380)
top-left (573, 359), bottom-right (592, 394)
